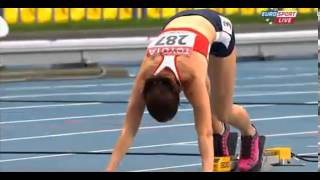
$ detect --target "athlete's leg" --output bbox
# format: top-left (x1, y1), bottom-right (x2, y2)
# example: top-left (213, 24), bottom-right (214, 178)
top-left (208, 49), bottom-right (255, 136)
top-left (208, 49), bottom-right (263, 171)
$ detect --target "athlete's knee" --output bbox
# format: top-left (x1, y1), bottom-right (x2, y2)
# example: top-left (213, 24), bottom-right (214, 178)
top-left (214, 104), bottom-right (248, 123)
top-left (231, 104), bottom-right (249, 119)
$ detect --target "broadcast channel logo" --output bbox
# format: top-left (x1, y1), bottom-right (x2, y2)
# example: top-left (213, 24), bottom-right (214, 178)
top-left (261, 8), bottom-right (298, 25)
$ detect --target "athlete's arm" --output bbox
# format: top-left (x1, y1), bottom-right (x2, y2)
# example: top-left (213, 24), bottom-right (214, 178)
top-left (184, 75), bottom-right (213, 172)
top-left (106, 67), bottom-right (146, 172)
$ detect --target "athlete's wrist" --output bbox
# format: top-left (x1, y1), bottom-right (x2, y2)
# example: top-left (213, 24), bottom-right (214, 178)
top-left (202, 161), bottom-right (214, 172)
top-left (106, 163), bottom-right (117, 172)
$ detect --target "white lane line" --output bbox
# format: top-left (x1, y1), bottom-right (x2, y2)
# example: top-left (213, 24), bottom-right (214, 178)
top-left (0, 140), bottom-right (196, 163)
top-left (0, 108), bottom-right (194, 125)
top-left (0, 154), bottom-right (75, 163)
top-left (0, 90), bottom-right (131, 99)
top-left (237, 73), bottom-right (316, 80)
top-left (265, 131), bottom-right (317, 137)
top-left (235, 82), bottom-right (317, 89)
top-left (130, 163), bottom-right (202, 172)
top-left (306, 145), bottom-right (318, 148)
top-left (252, 115), bottom-right (317, 122)
top-left (0, 131), bottom-right (316, 163)
top-left (0, 123), bottom-right (195, 142)
top-left (306, 101), bottom-right (318, 104)
top-left (3, 82), bottom-right (134, 91)
top-left (0, 102), bottom-right (101, 110)
top-left (174, 142), bottom-right (198, 146)
top-left (1, 73), bottom-right (315, 91)
top-left (0, 90), bottom-right (316, 100)
top-left (234, 91), bottom-right (317, 97)
top-left (0, 112), bottom-right (126, 125)
top-left (0, 114), bottom-right (316, 142)
top-left (296, 152), bottom-right (318, 156)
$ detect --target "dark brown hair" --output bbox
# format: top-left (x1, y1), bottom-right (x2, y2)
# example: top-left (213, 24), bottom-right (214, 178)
top-left (143, 76), bottom-right (180, 123)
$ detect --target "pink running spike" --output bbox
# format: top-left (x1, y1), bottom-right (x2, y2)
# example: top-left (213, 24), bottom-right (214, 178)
top-left (238, 133), bottom-right (260, 172)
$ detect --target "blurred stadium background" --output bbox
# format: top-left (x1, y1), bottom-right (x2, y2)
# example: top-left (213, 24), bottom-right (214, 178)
top-left (1, 8), bottom-right (316, 24)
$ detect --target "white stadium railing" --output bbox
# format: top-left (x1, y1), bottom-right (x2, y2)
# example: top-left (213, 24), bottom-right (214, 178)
top-left (0, 30), bottom-right (317, 66)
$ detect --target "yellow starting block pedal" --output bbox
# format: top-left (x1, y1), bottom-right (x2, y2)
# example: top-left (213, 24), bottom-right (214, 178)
top-left (262, 146), bottom-right (306, 168)
top-left (213, 156), bottom-right (232, 172)
top-left (213, 132), bottom-right (238, 172)
top-left (262, 147), bottom-right (306, 167)
top-left (264, 147), bottom-right (292, 166)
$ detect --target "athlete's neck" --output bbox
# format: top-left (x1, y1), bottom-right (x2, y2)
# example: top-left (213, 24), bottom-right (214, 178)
top-left (158, 69), bottom-right (181, 92)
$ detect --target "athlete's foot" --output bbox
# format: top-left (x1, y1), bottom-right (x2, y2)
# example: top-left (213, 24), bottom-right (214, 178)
top-left (213, 123), bottom-right (230, 156)
top-left (237, 125), bottom-right (261, 172)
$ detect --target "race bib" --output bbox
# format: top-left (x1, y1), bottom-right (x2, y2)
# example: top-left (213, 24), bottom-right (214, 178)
top-left (147, 31), bottom-right (196, 56)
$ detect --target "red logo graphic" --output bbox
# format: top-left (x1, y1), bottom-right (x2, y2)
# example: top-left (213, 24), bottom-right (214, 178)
top-left (148, 47), bottom-right (193, 56)
top-left (274, 11), bottom-right (297, 24)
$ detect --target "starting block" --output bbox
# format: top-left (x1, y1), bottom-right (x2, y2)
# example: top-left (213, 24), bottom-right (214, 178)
top-left (213, 134), bottom-right (266, 172)
top-left (213, 133), bottom-right (298, 172)
top-left (263, 147), bottom-right (304, 167)
top-left (213, 132), bottom-right (239, 172)
top-left (264, 147), bottom-right (291, 166)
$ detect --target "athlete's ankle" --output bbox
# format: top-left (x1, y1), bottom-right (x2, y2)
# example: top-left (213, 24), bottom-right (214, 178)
top-left (213, 122), bottom-right (225, 135)
top-left (241, 124), bottom-right (256, 136)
